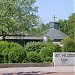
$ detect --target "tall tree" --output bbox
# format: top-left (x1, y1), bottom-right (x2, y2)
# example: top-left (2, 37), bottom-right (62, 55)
top-left (0, 0), bottom-right (39, 40)
top-left (67, 13), bottom-right (75, 38)
top-left (58, 19), bottom-right (68, 34)
top-left (29, 22), bottom-right (51, 36)
top-left (58, 13), bottom-right (75, 38)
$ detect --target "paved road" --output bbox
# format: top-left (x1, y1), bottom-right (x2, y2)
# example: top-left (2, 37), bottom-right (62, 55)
top-left (0, 66), bottom-right (74, 75)
top-left (0, 66), bottom-right (75, 73)
top-left (0, 72), bottom-right (75, 75)
top-left (44, 72), bottom-right (75, 75)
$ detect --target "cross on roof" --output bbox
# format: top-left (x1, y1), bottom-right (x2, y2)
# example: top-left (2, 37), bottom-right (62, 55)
top-left (52, 14), bottom-right (57, 22)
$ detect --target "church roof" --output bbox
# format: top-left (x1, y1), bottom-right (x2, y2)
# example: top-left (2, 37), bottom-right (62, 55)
top-left (0, 29), bottom-right (67, 40)
top-left (44, 28), bottom-right (67, 39)
top-left (0, 36), bottom-right (43, 40)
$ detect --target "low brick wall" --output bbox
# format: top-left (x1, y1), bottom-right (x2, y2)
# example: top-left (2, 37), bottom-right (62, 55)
top-left (0, 63), bottom-right (53, 68)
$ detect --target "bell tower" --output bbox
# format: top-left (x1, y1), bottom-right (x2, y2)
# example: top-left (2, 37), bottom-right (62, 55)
top-left (49, 14), bottom-right (60, 30)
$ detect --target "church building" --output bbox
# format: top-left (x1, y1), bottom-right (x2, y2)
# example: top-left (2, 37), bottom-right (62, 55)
top-left (0, 22), bottom-right (67, 46)
top-left (43, 22), bottom-right (67, 46)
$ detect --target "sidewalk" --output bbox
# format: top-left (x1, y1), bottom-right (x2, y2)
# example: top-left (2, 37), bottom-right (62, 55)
top-left (0, 66), bottom-right (75, 73)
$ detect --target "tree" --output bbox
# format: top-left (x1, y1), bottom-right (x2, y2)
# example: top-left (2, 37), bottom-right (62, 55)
top-left (67, 13), bottom-right (75, 38)
top-left (29, 21), bottom-right (51, 36)
top-left (0, 0), bottom-right (39, 40)
top-left (58, 13), bottom-right (75, 38)
top-left (61, 37), bottom-right (75, 52)
top-left (58, 19), bottom-right (68, 34)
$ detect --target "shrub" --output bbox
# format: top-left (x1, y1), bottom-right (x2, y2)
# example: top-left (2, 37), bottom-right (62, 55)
top-left (47, 38), bottom-right (53, 43)
top-left (8, 44), bottom-right (26, 63)
top-left (27, 51), bottom-right (41, 63)
top-left (0, 41), bottom-right (9, 54)
top-left (25, 41), bottom-right (56, 62)
top-left (61, 37), bottom-right (75, 52)
top-left (53, 44), bottom-right (61, 52)
top-left (39, 46), bottom-right (54, 62)
top-left (25, 42), bottom-right (46, 53)
top-left (0, 41), bottom-right (26, 63)
top-left (0, 41), bottom-right (10, 63)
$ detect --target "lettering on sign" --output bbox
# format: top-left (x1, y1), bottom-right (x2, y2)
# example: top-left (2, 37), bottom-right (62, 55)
top-left (55, 54), bottom-right (60, 57)
top-left (61, 58), bottom-right (68, 63)
top-left (55, 54), bottom-right (75, 57)
top-left (53, 52), bottom-right (75, 66)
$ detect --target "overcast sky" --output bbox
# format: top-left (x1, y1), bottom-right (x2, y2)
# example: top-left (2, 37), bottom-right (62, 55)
top-left (35, 0), bottom-right (74, 23)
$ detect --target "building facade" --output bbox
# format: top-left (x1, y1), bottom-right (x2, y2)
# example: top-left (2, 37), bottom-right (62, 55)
top-left (0, 22), bottom-right (67, 46)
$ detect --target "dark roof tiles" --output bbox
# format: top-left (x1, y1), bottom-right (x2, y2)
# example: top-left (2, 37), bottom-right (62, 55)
top-left (44, 28), bottom-right (67, 39)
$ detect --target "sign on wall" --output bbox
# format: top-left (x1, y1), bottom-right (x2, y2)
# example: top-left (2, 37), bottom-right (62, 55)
top-left (53, 52), bottom-right (75, 66)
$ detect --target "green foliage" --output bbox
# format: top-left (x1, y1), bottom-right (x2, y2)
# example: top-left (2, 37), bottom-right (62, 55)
top-left (25, 41), bottom-right (54, 62)
top-left (0, 40), bottom-right (62, 63)
top-left (47, 38), bottom-right (53, 43)
top-left (25, 41), bottom-right (61, 62)
top-left (53, 44), bottom-right (61, 52)
top-left (59, 13), bottom-right (75, 38)
top-left (0, 41), bottom-right (10, 63)
top-left (0, 41), bottom-right (26, 63)
top-left (61, 37), bottom-right (75, 52)
top-left (39, 47), bottom-right (53, 62)
top-left (27, 51), bottom-right (41, 63)
top-left (29, 22), bottom-right (51, 36)
top-left (59, 19), bottom-right (68, 34)
top-left (25, 42), bottom-right (46, 53)
top-left (0, 41), bottom-right (9, 54)
top-left (0, 0), bottom-right (39, 40)
top-left (8, 46), bottom-right (26, 63)
top-left (67, 13), bottom-right (75, 38)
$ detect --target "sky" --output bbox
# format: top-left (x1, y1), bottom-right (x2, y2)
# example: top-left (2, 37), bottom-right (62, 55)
top-left (34, 0), bottom-right (74, 24)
